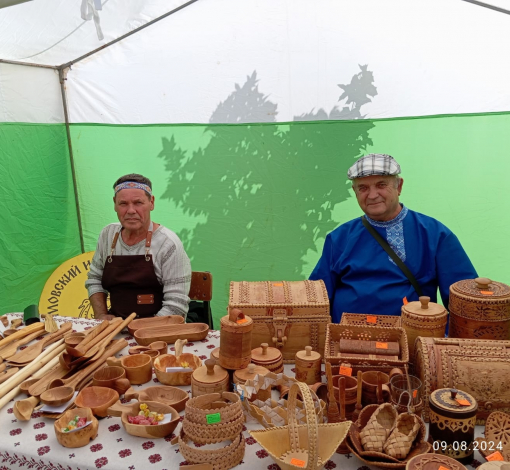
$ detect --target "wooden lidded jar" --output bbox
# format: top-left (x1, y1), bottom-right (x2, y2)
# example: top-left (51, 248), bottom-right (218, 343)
top-left (428, 388), bottom-right (478, 464)
top-left (401, 296), bottom-right (448, 357)
top-left (449, 277), bottom-right (510, 340)
top-left (219, 308), bottom-right (253, 370)
top-left (294, 346), bottom-right (321, 385)
top-left (251, 343), bottom-right (283, 374)
top-left (234, 363), bottom-right (271, 402)
top-left (191, 359), bottom-right (229, 398)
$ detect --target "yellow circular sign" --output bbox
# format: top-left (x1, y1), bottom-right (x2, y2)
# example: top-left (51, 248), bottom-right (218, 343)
top-left (39, 251), bottom-right (108, 319)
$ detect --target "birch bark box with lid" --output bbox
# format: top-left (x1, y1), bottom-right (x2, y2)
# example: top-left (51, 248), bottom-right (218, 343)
top-left (234, 363), bottom-right (271, 402)
top-left (219, 308), bottom-right (253, 370)
top-left (295, 346), bottom-right (321, 385)
top-left (401, 296), bottom-right (447, 357)
top-left (448, 277), bottom-right (510, 340)
top-left (251, 343), bottom-right (284, 374)
top-left (191, 359), bottom-right (230, 397)
top-left (228, 280), bottom-right (330, 362)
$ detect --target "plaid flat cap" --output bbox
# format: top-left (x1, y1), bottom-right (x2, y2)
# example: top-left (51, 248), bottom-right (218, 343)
top-left (347, 153), bottom-right (401, 180)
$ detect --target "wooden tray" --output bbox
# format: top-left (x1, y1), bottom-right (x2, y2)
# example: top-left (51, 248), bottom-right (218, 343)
top-left (127, 316), bottom-right (184, 336)
top-left (134, 323), bottom-right (209, 346)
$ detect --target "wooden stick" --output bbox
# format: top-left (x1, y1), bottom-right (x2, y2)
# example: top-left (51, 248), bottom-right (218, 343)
top-left (0, 340), bottom-right (65, 399)
top-left (72, 318), bottom-right (122, 357)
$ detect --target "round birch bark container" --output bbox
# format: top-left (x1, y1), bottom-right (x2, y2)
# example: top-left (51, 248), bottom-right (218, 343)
top-left (219, 309), bottom-right (253, 370)
top-left (251, 342), bottom-right (283, 373)
top-left (401, 296), bottom-right (448, 357)
top-left (191, 359), bottom-right (229, 398)
top-left (448, 277), bottom-right (510, 340)
top-left (233, 363), bottom-right (271, 402)
top-left (294, 346), bottom-right (321, 385)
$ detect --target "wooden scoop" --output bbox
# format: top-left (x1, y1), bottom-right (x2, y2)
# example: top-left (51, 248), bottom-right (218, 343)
top-left (19, 378), bottom-right (39, 395)
top-left (13, 396), bottom-right (40, 421)
top-left (40, 386), bottom-right (74, 406)
top-left (8, 323), bottom-right (71, 365)
top-left (0, 328), bottom-right (48, 360)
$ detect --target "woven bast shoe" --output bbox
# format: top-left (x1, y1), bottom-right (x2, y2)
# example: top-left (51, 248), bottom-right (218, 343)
top-left (383, 412), bottom-right (421, 459)
top-left (359, 403), bottom-right (397, 453)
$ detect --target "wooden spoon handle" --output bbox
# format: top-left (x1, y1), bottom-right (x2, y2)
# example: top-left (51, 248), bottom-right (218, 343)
top-left (73, 319), bottom-right (122, 357)
top-left (0, 368), bottom-right (20, 385)
top-left (75, 321), bottom-right (109, 349)
top-left (0, 323), bottom-right (45, 349)
top-left (0, 329), bottom-right (46, 359)
top-left (175, 338), bottom-right (187, 358)
top-left (339, 376), bottom-right (346, 421)
top-left (106, 400), bottom-right (133, 416)
top-left (124, 387), bottom-right (138, 401)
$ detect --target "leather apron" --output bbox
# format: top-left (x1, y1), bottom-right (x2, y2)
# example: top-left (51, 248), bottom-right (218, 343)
top-left (102, 226), bottom-right (163, 319)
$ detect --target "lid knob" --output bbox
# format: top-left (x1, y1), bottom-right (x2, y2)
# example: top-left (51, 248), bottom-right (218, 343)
top-left (247, 363), bottom-right (256, 375)
top-left (475, 277), bottom-right (491, 290)
top-left (450, 389), bottom-right (458, 400)
top-left (305, 346), bottom-right (312, 356)
top-left (205, 359), bottom-right (215, 376)
top-left (419, 296), bottom-right (430, 309)
top-left (261, 343), bottom-right (268, 355)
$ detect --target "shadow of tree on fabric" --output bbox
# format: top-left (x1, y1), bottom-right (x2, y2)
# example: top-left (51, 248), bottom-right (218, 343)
top-left (158, 65), bottom-right (377, 318)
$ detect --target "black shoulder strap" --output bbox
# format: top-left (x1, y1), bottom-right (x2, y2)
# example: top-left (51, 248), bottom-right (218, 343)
top-left (361, 216), bottom-right (423, 297)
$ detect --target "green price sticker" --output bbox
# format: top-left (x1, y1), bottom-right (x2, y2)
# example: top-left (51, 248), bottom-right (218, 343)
top-left (206, 413), bottom-right (221, 424)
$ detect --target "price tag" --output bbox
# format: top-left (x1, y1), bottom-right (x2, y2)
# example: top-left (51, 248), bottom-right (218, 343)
top-left (237, 318), bottom-right (248, 324)
top-left (339, 366), bottom-right (352, 376)
top-left (376, 342), bottom-right (388, 349)
top-left (403, 297), bottom-right (408, 305)
top-left (366, 315), bottom-right (377, 324)
top-left (273, 283), bottom-right (283, 287)
top-left (486, 451), bottom-right (504, 461)
top-left (480, 291), bottom-right (494, 295)
top-left (438, 466), bottom-right (450, 470)
top-left (456, 398), bottom-right (471, 406)
top-left (206, 413), bottom-right (221, 424)
top-left (290, 458), bottom-right (306, 468)
top-left (413, 389), bottom-right (418, 399)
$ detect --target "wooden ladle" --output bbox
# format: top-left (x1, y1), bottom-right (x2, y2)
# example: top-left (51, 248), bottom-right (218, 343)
top-left (40, 386), bottom-right (74, 406)
top-left (0, 328), bottom-right (48, 360)
top-left (13, 396), bottom-right (40, 421)
top-left (20, 378), bottom-right (39, 395)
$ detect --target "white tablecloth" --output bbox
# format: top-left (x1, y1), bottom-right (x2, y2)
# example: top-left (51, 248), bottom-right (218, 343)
top-left (0, 314), bottom-right (487, 470)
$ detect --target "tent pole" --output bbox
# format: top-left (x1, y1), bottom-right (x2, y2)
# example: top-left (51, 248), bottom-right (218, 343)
top-left (461, 0), bottom-right (510, 15)
top-left (0, 59), bottom-right (58, 69)
top-left (60, 0), bottom-right (199, 69)
top-left (58, 67), bottom-right (85, 254)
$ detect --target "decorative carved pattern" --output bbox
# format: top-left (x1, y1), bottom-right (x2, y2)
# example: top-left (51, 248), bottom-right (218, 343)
top-left (430, 411), bottom-right (476, 433)
top-left (265, 281), bottom-right (274, 304)
top-left (303, 280), bottom-right (317, 303)
top-left (282, 281), bottom-right (292, 304)
top-left (340, 313), bottom-right (402, 328)
top-left (239, 281), bottom-right (250, 304)
top-left (310, 323), bottom-right (319, 351)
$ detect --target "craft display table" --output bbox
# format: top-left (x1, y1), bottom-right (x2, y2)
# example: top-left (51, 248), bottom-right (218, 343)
top-left (0, 314), bottom-right (487, 470)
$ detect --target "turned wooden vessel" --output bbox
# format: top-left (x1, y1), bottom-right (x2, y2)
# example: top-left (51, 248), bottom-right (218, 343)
top-left (251, 342), bottom-right (284, 373)
top-left (294, 346), bottom-right (321, 385)
top-left (428, 388), bottom-right (477, 464)
top-left (127, 315), bottom-right (185, 336)
top-left (219, 309), bottom-right (253, 370)
top-left (401, 296), bottom-right (447, 357)
top-left (234, 363), bottom-right (271, 401)
top-left (92, 366), bottom-right (131, 395)
top-left (75, 386), bottom-right (119, 417)
top-left (191, 359), bottom-right (229, 397)
top-left (448, 277), bottom-right (510, 340)
top-left (154, 352), bottom-right (202, 386)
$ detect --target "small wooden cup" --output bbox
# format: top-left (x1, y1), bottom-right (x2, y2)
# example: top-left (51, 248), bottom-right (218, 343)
top-left (54, 407), bottom-right (98, 448)
top-left (93, 366), bottom-right (131, 395)
top-left (108, 355), bottom-right (153, 385)
top-left (149, 341), bottom-right (168, 356)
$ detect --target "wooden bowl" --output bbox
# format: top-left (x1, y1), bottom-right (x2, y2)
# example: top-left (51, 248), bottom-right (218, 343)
top-left (125, 385), bottom-right (189, 412)
top-left (92, 366), bottom-right (131, 395)
top-left (64, 335), bottom-right (84, 355)
top-left (134, 323), bottom-right (209, 346)
top-left (108, 354), bottom-right (153, 385)
top-left (154, 353), bottom-right (202, 386)
top-left (54, 407), bottom-right (98, 448)
top-left (127, 315), bottom-right (185, 336)
top-left (40, 386), bottom-right (75, 406)
top-left (149, 341), bottom-right (168, 356)
top-left (106, 400), bottom-right (179, 438)
top-left (144, 349), bottom-right (160, 365)
top-left (128, 346), bottom-right (150, 355)
top-left (75, 386), bottom-right (119, 417)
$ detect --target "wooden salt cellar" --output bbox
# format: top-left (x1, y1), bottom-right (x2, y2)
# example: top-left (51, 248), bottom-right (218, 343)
top-left (449, 277), bottom-right (510, 340)
top-left (428, 388), bottom-right (478, 464)
top-left (401, 296), bottom-right (447, 357)
top-left (295, 346), bottom-right (321, 385)
top-left (219, 309), bottom-right (253, 370)
top-left (191, 359), bottom-right (229, 398)
top-left (251, 342), bottom-right (283, 373)
top-left (233, 363), bottom-right (271, 402)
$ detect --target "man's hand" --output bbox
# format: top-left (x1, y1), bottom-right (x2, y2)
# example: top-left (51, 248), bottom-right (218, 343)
top-left (95, 313), bottom-right (116, 321)
top-left (89, 292), bottom-right (112, 320)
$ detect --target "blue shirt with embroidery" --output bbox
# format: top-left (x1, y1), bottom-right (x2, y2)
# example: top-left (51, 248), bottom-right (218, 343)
top-left (309, 206), bottom-right (477, 323)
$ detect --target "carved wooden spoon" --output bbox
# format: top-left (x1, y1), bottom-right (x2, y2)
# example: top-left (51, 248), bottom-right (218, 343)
top-left (13, 396), bottom-right (40, 421)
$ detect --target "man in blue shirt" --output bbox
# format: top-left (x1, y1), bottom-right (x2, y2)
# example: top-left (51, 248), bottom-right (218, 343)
top-left (309, 153), bottom-right (477, 323)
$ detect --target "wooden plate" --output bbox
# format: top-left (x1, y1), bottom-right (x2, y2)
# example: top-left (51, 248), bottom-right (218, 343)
top-left (134, 323), bottom-right (209, 346)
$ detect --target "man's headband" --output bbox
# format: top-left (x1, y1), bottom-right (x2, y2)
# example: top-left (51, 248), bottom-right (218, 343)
top-left (114, 181), bottom-right (152, 196)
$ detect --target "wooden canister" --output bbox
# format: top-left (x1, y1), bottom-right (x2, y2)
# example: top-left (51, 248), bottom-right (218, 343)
top-left (191, 359), bottom-right (229, 398)
top-left (449, 277), bottom-right (510, 340)
top-left (210, 347), bottom-right (220, 362)
top-left (428, 388), bottom-right (478, 464)
top-left (219, 308), bottom-right (253, 370)
top-left (251, 343), bottom-right (284, 373)
top-left (295, 346), bottom-right (321, 385)
top-left (401, 296), bottom-right (447, 357)
top-left (233, 363), bottom-right (271, 402)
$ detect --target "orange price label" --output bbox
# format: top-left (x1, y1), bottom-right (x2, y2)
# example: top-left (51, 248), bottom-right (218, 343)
top-left (456, 398), bottom-right (471, 406)
top-left (237, 318), bottom-right (248, 324)
top-left (480, 291), bottom-right (494, 295)
top-left (403, 297), bottom-right (408, 305)
top-left (438, 466), bottom-right (450, 470)
top-left (339, 366), bottom-right (353, 376)
top-left (290, 458), bottom-right (306, 468)
top-left (376, 342), bottom-right (388, 349)
top-left (486, 451), bottom-right (504, 462)
top-left (413, 389), bottom-right (418, 399)
top-left (366, 315), bottom-right (377, 324)
top-left (273, 283), bottom-right (283, 287)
